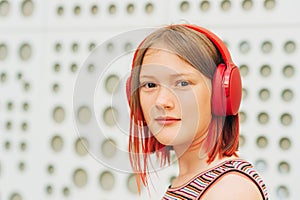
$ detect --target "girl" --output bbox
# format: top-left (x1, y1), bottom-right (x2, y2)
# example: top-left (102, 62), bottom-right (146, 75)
top-left (127, 24), bottom-right (268, 200)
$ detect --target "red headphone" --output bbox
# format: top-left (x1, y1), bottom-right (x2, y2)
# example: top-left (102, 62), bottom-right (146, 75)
top-left (126, 24), bottom-right (242, 116)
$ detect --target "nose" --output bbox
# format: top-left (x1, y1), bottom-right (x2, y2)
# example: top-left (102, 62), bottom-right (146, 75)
top-left (155, 86), bottom-right (175, 110)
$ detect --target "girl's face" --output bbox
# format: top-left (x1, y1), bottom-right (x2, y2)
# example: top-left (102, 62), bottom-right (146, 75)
top-left (139, 48), bottom-right (212, 147)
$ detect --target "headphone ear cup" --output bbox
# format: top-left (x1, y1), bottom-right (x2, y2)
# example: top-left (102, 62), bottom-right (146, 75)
top-left (212, 63), bottom-right (227, 116)
top-left (212, 63), bottom-right (242, 116)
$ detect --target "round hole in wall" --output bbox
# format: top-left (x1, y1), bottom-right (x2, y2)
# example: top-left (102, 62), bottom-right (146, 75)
top-left (180, 1), bottom-right (190, 12)
top-left (145, 3), bottom-right (154, 14)
top-left (70, 63), bottom-right (78, 73)
top-left (52, 106), bottom-right (65, 123)
top-left (279, 137), bottom-right (291, 150)
top-left (21, 0), bottom-right (34, 17)
top-left (281, 89), bottom-right (293, 102)
top-left (71, 43), bottom-right (79, 53)
top-left (242, 0), bottom-right (253, 10)
top-left (7, 101), bottom-right (14, 111)
top-left (239, 111), bottom-right (247, 123)
top-left (56, 5), bottom-right (64, 16)
top-left (239, 134), bottom-right (246, 147)
top-left (21, 121), bottom-right (28, 131)
top-left (10, 193), bottom-right (22, 200)
top-left (278, 161), bottom-right (290, 174)
top-left (62, 187), bottom-right (70, 197)
top-left (87, 63), bottom-right (95, 73)
top-left (255, 159), bottom-right (268, 172)
top-left (103, 107), bottom-right (119, 126)
top-left (88, 42), bottom-right (96, 51)
top-left (0, 72), bottom-right (7, 83)
top-left (45, 185), bottom-right (53, 194)
top-left (0, 0), bottom-right (10, 16)
top-left (220, 0), bottom-right (232, 11)
top-left (124, 42), bottom-right (133, 52)
top-left (73, 168), bottom-right (88, 188)
top-left (47, 164), bottom-right (55, 174)
top-left (0, 43), bottom-right (8, 60)
top-left (282, 64), bottom-right (295, 78)
top-left (239, 41), bottom-right (251, 54)
top-left (75, 137), bottom-right (89, 156)
top-left (18, 161), bottom-right (25, 171)
top-left (6, 120), bottom-right (12, 130)
top-left (108, 4), bottom-right (117, 15)
top-left (127, 174), bottom-right (139, 194)
top-left (101, 138), bottom-right (117, 158)
top-left (54, 42), bottom-right (62, 52)
top-left (73, 5), bottom-right (81, 15)
top-left (264, 0), bottom-right (276, 10)
top-left (259, 88), bottom-right (270, 101)
top-left (52, 83), bottom-right (60, 93)
top-left (4, 140), bottom-right (11, 150)
top-left (99, 171), bottom-right (115, 191)
top-left (276, 185), bottom-right (289, 199)
top-left (256, 136), bottom-right (268, 148)
top-left (77, 106), bottom-right (91, 124)
top-left (284, 40), bottom-right (296, 54)
top-left (20, 141), bottom-right (27, 151)
top-left (261, 41), bottom-right (273, 54)
top-left (280, 113), bottom-right (292, 126)
top-left (242, 88), bottom-right (248, 99)
top-left (239, 64), bottom-right (249, 77)
top-left (260, 64), bottom-right (272, 77)
top-left (126, 3), bottom-right (135, 14)
top-left (258, 112), bottom-right (269, 124)
top-left (51, 135), bottom-right (64, 152)
top-left (91, 4), bottom-right (99, 15)
top-left (19, 43), bottom-right (32, 61)
top-left (53, 63), bottom-right (61, 72)
top-left (105, 74), bottom-right (119, 94)
top-left (23, 82), bottom-right (31, 91)
top-left (200, 0), bottom-right (210, 12)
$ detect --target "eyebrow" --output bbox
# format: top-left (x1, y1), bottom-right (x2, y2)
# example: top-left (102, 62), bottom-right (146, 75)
top-left (140, 73), bottom-right (195, 79)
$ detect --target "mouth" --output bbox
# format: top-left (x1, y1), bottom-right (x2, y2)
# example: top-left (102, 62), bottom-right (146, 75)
top-left (154, 116), bottom-right (181, 125)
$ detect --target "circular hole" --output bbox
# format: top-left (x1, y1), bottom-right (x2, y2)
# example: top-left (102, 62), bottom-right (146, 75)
top-left (10, 193), bottom-right (22, 200)
top-left (105, 74), bottom-right (119, 94)
top-left (103, 107), bottom-right (118, 126)
top-left (124, 42), bottom-right (133, 52)
top-left (73, 168), bottom-right (88, 188)
top-left (91, 4), bottom-right (99, 15)
top-left (242, 0), bottom-right (253, 10)
top-left (278, 161), bottom-right (290, 174)
top-left (7, 101), bottom-right (14, 111)
top-left (71, 43), bottom-right (79, 52)
top-left (0, 43), bottom-right (8, 60)
top-left (19, 43), bottom-right (32, 61)
top-left (239, 41), bottom-right (251, 54)
top-left (239, 111), bottom-right (247, 123)
top-left (73, 5), bottom-right (81, 15)
top-left (106, 43), bottom-right (114, 52)
top-left (239, 64), bottom-right (249, 77)
top-left (101, 138), bottom-right (117, 158)
top-left (277, 185), bottom-right (289, 199)
top-left (88, 42), bottom-right (96, 51)
top-left (52, 83), bottom-right (60, 93)
top-left (54, 43), bottom-right (62, 52)
top-left (242, 88), bottom-right (248, 99)
top-left (261, 41), bottom-right (273, 54)
top-left (47, 164), bottom-right (55, 174)
top-left (21, 0), bottom-right (34, 17)
top-left (70, 63), bottom-right (78, 73)
top-left (5, 140), bottom-right (11, 150)
top-left (180, 1), bottom-right (190, 12)
top-left (256, 136), bottom-right (268, 148)
top-left (264, 0), bottom-right (276, 10)
top-left (284, 40), bottom-right (296, 54)
top-left (75, 137), bottom-right (89, 156)
top-left (281, 89), bottom-right (294, 102)
top-left (20, 141), bottom-right (27, 151)
top-left (282, 64), bottom-right (295, 78)
top-left (17, 72), bottom-right (23, 80)
top-left (258, 112), bottom-right (269, 124)
top-left (0, 72), bottom-right (7, 83)
top-left (18, 161), bottom-right (25, 171)
top-left (126, 3), bottom-right (135, 14)
top-left (87, 64), bottom-right (95, 73)
top-left (279, 137), bottom-right (291, 150)
top-left (23, 82), bottom-right (30, 91)
top-left (99, 171), bottom-right (115, 191)
top-left (239, 134), bottom-right (246, 147)
top-left (255, 159), bottom-right (267, 172)
top-left (51, 135), bottom-right (64, 152)
top-left (0, 0), bottom-right (10, 16)
top-left (200, 0), bottom-right (210, 12)
top-left (45, 185), bottom-right (53, 194)
top-left (260, 64), bottom-right (272, 77)
top-left (221, 0), bottom-right (231, 11)
top-left (6, 121), bottom-right (12, 130)
top-left (52, 106), bottom-right (65, 123)
top-left (127, 174), bottom-right (139, 194)
top-left (56, 6), bottom-right (64, 16)
top-left (53, 63), bottom-right (61, 72)
top-left (280, 113), bottom-right (292, 126)
top-left (108, 4), bottom-right (117, 15)
top-left (77, 106), bottom-right (91, 124)
top-left (145, 3), bottom-right (154, 14)
top-left (62, 187), bottom-right (70, 197)
top-left (259, 88), bottom-right (270, 101)
top-left (21, 121), bottom-right (28, 131)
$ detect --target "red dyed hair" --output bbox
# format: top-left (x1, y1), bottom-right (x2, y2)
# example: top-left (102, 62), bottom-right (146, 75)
top-left (128, 25), bottom-right (240, 192)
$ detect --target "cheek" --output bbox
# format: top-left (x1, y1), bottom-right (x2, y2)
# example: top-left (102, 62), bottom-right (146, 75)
top-left (139, 93), bottom-right (152, 122)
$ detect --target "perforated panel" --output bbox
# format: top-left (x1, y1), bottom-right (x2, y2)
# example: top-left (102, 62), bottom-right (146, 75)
top-left (0, 0), bottom-right (299, 200)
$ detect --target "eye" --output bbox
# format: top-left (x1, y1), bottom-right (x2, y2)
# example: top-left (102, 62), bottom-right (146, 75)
top-left (176, 80), bottom-right (190, 87)
top-left (143, 82), bottom-right (157, 89)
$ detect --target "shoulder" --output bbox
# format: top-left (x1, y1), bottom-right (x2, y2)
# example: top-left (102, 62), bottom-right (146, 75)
top-left (201, 171), bottom-right (263, 200)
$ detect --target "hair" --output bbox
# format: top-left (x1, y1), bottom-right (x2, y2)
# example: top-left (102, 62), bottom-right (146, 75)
top-left (128, 25), bottom-right (239, 192)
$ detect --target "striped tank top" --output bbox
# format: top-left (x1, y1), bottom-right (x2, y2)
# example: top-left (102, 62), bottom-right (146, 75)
top-left (163, 160), bottom-right (268, 200)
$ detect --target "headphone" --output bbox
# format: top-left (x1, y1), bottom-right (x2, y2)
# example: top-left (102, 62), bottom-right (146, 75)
top-left (126, 24), bottom-right (242, 116)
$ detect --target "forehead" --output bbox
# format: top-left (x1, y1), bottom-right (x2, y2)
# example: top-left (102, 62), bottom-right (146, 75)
top-left (140, 48), bottom-right (199, 75)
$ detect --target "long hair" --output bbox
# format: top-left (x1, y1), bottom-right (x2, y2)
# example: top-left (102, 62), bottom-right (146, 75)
top-left (128, 25), bottom-right (239, 192)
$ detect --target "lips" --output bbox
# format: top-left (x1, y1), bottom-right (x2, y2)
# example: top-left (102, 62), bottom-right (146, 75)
top-left (155, 116), bottom-right (181, 125)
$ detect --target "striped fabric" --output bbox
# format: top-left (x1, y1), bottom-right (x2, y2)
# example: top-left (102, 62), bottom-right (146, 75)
top-left (163, 160), bottom-right (268, 200)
